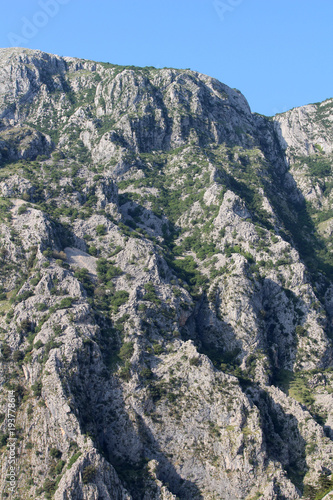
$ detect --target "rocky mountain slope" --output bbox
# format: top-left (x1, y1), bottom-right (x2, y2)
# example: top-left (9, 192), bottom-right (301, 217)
top-left (0, 47), bottom-right (332, 500)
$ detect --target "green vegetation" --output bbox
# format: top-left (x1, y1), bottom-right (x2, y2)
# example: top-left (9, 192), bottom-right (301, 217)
top-left (58, 297), bottom-right (75, 309)
top-left (97, 258), bottom-right (122, 281)
top-left (41, 478), bottom-right (57, 498)
top-left (67, 451), bottom-right (82, 469)
top-left (167, 256), bottom-right (208, 296)
top-left (96, 224), bottom-right (106, 236)
top-left (142, 282), bottom-right (161, 305)
top-left (110, 291), bottom-right (129, 313)
top-left (303, 474), bottom-right (333, 500)
top-left (1, 60), bottom-right (333, 499)
top-left (31, 380), bottom-right (42, 397)
top-left (82, 465), bottom-right (97, 484)
top-left (49, 448), bottom-right (62, 459)
top-left (118, 341), bottom-right (134, 361)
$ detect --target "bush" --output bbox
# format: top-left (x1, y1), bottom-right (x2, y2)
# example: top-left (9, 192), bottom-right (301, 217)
top-left (0, 432), bottom-right (9, 447)
top-left (54, 459), bottom-right (65, 474)
top-left (67, 451), bottom-right (82, 469)
top-left (74, 268), bottom-right (90, 282)
top-left (52, 152), bottom-right (64, 161)
top-left (43, 479), bottom-right (56, 494)
top-left (119, 342), bottom-right (134, 361)
top-left (153, 343), bottom-right (163, 355)
top-left (88, 246), bottom-right (98, 256)
top-left (1, 343), bottom-right (11, 360)
top-left (295, 325), bottom-right (307, 337)
top-left (20, 319), bottom-right (34, 333)
top-left (119, 361), bottom-right (131, 381)
top-left (143, 282), bottom-right (161, 305)
top-left (74, 268), bottom-right (94, 295)
top-left (53, 325), bottom-right (62, 335)
top-left (12, 350), bottom-right (24, 362)
top-left (58, 297), bottom-right (74, 309)
top-left (110, 291), bottom-right (129, 313)
top-left (31, 381), bottom-right (42, 397)
top-left (18, 205), bottom-right (27, 215)
top-left (140, 367), bottom-right (153, 379)
top-left (22, 192), bottom-right (30, 201)
top-left (82, 465), bottom-right (97, 484)
top-left (52, 250), bottom-right (67, 261)
top-left (96, 258), bottom-right (122, 281)
top-left (50, 448), bottom-right (62, 459)
top-left (96, 224), bottom-right (106, 236)
top-left (43, 248), bottom-right (53, 258)
top-left (36, 303), bottom-right (47, 312)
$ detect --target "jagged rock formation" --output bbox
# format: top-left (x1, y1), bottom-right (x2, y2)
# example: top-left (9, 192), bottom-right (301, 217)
top-left (0, 47), bottom-right (333, 500)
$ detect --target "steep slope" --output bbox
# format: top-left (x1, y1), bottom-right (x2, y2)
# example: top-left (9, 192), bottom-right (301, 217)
top-left (0, 48), bottom-right (332, 500)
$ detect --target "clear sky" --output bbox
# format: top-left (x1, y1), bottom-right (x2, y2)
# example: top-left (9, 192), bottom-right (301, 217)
top-left (1, 0), bottom-right (332, 116)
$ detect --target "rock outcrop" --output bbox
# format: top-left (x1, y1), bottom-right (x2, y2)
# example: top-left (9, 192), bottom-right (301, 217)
top-left (0, 48), bottom-right (332, 499)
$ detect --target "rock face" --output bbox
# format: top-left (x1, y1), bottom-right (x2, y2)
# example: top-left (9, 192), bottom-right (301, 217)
top-left (0, 48), bottom-right (332, 500)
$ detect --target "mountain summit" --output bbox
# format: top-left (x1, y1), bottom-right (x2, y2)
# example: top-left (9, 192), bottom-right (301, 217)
top-left (0, 48), bottom-right (333, 499)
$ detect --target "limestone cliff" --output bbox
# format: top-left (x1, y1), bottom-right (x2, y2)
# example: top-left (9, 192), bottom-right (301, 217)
top-left (0, 48), bottom-right (332, 500)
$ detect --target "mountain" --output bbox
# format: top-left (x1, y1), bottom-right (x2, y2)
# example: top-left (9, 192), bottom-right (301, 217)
top-left (0, 47), bottom-right (333, 500)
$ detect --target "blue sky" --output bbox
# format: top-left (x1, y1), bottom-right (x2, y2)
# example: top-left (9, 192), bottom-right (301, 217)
top-left (1, 0), bottom-right (332, 116)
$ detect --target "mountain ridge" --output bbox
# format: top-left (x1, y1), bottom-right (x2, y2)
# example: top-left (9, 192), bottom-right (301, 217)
top-left (0, 48), bottom-right (332, 500)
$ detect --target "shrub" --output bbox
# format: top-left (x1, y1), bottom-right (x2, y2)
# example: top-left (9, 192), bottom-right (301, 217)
top-left (96, 224), bottom-right (106, 236)
top-left (53, 325), bottom-right (62, 335)
top-left (43, 248), bottom-right (53, 258)
top-left (67, 451), bottom-right (82, 469)
top-left (0, 432), bottom-right (9, 447)
top-left (143, 282), bottom-right (161, 305)
top-left (22, 192), bottom-right (30, 201)
top-left (31, 381), bottom-right (42, 397)
top-left (97, 258), bottom-right (122, 281)
top-left (55, 459), bottom-right (65, 474)
top-left (43, 479), bottom-right (56, 494)
top-left (52, 152), bottom-right (64, 161)
top-left (88, 246), bottom-right (98, 256)
top-left (109, 245), bottom-right (123, 257)
top-left (1, 343), bottom-right (11, 360)
top-left (82, 465), bottom-right (97, 484)
top-left (18, 205), bottom-right (27, 215)
top-left (36, 303), bottom-right (47, 312)
top-left (119, 361), bottom-right (131, 381)
top-left (58, 297), bottom-right (74, 309)
top-left (119, 342), bottom-right (134, 361)
top-left (295, 325), bottom-right (307, 337)
top-left (110, 291), bottom-right (129, 313)
top-left (140, 367), bottom-right (153, 379)
top-left (52, 250), bottom-right (67, 261)
top-left (50, 448), bottom-right (62, 459)
top-left (12, 350), bottom-right (24, 362)
top-left (20, 319), bottom-right (34, 333)
top-left (74, 267), bottom-right (88, 281)
top-left (153, 344), bottom-right (163, 355)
